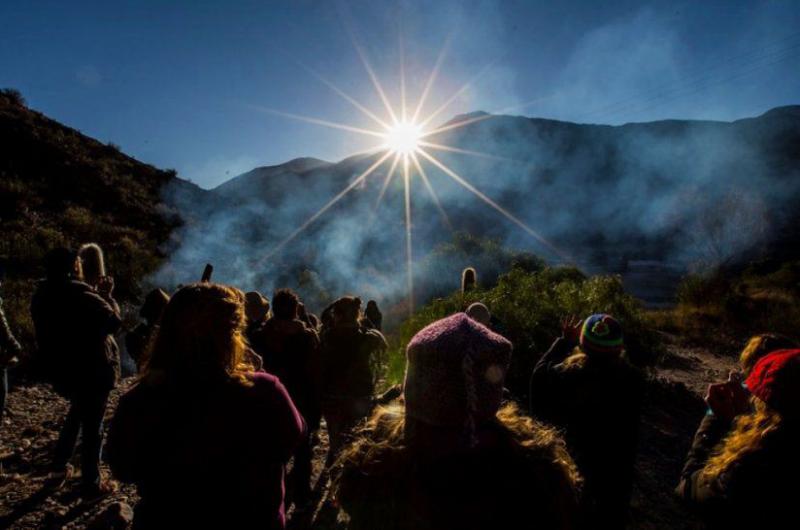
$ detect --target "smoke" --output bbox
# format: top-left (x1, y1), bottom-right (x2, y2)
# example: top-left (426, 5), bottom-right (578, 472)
top-left (150, 104), bottom-right (800, 318)
top-left (148, 3), bottom-right (800, 315)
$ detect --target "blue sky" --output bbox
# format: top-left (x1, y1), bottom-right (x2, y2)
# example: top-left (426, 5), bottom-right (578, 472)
top-left (1, 0), bottom-right (799, 188)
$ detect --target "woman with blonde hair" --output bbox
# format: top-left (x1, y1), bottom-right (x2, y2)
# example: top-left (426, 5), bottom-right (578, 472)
top-left (107, 283), bottom-right (305, 529)
top-left (676, 348), bottom-right (800, 529)
top-left (738, 333), bottom-right (797, 375)
top-left (334, 313), bottom-right (581, 530)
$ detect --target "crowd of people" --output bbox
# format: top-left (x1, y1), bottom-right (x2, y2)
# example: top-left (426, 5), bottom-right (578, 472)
top-left (0, 243), bottom-right (799, 529)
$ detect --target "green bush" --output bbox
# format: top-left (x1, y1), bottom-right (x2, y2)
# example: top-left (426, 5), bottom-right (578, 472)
top-left (386, 266), bottom-right (661, 400)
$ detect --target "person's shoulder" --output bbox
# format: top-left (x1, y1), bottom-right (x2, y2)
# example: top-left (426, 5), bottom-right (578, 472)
top-left (362, 327), bottom-right (387, 342)
top-left (245, 371), bottom-right (287, 396)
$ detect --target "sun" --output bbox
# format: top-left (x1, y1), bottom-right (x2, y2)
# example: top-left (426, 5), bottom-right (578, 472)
top-left (384, 121), bottom-right (422, 154)
top-left (258, 31), bottom-right (571, 314)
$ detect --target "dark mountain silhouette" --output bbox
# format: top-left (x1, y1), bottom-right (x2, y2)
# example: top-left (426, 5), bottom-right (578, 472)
top-left (3, 84), bottom-right (799, 315)
top-left (0, 89), bottom-right (200, 343)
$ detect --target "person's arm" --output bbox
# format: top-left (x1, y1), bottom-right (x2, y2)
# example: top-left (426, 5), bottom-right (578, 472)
top-left (676, 375), bottom-right (749, 504)
top-left (675, 414), bottom-right (731, 504)
top-left (82, 290), bottom-right (123, 336)
top-left (265, 376), bottom-right (306, 462)
top-left (530, 317), bottom-right (582, 413)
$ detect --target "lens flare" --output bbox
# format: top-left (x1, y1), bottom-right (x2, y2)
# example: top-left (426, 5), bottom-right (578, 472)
top-left (384, 122), bottom-right (422, 154)
top-left (260, 30), bottom-right (574, 312)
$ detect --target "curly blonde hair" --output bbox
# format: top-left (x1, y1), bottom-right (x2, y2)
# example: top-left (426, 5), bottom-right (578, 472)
top-left (144, 283), bottom-right (255, 384)
top-left (701, 399), bottom-right (782, 481)
top-left (333, 401), bottom-right (582, 529)
top-left (739, 334), bottom-right (797, 375)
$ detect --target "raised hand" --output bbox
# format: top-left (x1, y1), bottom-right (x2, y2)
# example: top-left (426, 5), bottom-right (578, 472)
top-left (561, 315), bottom-right (583, 344)
top-left (705, 371), bottom-right (750, 422)
top-left (97, 275), bottom-right (115, 298)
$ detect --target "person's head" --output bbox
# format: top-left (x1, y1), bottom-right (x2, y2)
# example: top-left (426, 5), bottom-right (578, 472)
top-left (739, 334), bottom-right (798, 375)
top-left (78, 243), bottom-right (105, 287)
top-left (704, 349), bottom-right (800, 480)
top-left (272, 288), bottom-right (299, 320)
top-left (579, 314), bottom-right (624, 357)
top-left (44, 247), bottom-right (80, 281)
top-left (145, 283), bottom-right (253, 382)
top-left (461, 267), bottom-right (477, 293)
top-left (140, 288), bottom-right (170, 324)
top-left (365, 300), bottom-right (380, 314)
top-left (465, 302), bottom-right (491, 327)
top-left (404, 313), bottom-right (512, 443)
top-left (333, 296), bottom-right (362, 326)
top-left (245, 291), bottom-right (270, 323)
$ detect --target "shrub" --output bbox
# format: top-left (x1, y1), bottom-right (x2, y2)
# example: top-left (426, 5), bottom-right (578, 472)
top-left (387, 265), bottom-right (661, 400)
top-left (0, 88), bottom-right (26, 107)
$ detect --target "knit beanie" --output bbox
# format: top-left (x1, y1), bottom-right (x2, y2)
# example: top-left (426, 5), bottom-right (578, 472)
top-left (580, 314), bottom-right (624, 355)
top-left (404, 313), bottom-right (512, 433)
top-left (745, 349), bottom-right (800, 414)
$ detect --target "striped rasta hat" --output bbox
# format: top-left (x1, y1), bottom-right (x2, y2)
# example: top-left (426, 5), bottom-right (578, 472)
top-left (580, 314), bottom-right (624, 355)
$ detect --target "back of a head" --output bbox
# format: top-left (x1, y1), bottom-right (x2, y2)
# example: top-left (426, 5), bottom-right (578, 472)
top-left (579, 313), bottom-right (624, 358)
top-left (141, 288), bottom-right (170, 323)
top-left (405, 313), bottom-right (512, 438)
top-left (146, 283), bottom-right (250, 381)
top-left (740, 334), bottom-right (799, 375)
top-left (465, 303), bottom-right (491, 327)
top-left (272, 288), bottom-right (299, 320)
top-left (746, 348), bottom-right (800, 419)
top-left (44, 247), bottom-right (78, 281)
top-left (245, 290), bottom-right (270, 322)
top-left (78, 242), bottom-right (106, 287)
top-left (333, 296), bottom-right (361, 326)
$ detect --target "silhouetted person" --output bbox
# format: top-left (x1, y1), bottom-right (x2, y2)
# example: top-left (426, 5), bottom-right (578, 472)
top-left (334, 313), bottom-right (581, 530)
top-left (676, 349), bottom-right (800, 529)
top-left (321, 296), bottom-right (387, 464)
top-left (107, 283), bottom-right (304, 529)
top-left (250, 288), bottom-right (320, 507)
top-left (31, 247), bottom-right (122, 497)
top-left (363, 300), bottom-right (383, 331)
top-left (125, 288), bottom-right (170, 371)
top-left (0, 276), bottom-right (22, 420)
top-left (529, 314), bottom-right (643, 530)
top-left (297, 303), bottom-right (319, 331)
top-left (465, 302), bottom-right (491, 327)
top-left (244, 291), bottom-right (270, 340)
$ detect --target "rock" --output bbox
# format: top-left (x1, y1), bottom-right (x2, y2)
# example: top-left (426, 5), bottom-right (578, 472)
top-left (87, 501), bottom-right (134, 529)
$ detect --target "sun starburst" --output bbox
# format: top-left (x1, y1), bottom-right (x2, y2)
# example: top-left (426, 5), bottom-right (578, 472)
top-left (260, 32), bottom-right (569, 314)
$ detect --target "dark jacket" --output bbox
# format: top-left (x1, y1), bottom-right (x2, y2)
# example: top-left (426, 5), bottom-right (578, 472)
top-left (107, 371), bottom-right (305, 530)
top-left (529, 337), bottom-right (643, 529)
top-left (125, 322), bottom-right (156, 370)
top-left (250, 317), bottom-right (321, 430)
top-left (676, 414), bottom-right (800, 530)
top-left (321, 324), bottom-right (387, 399)
top-left (30, 278), bottom-right (121, 395)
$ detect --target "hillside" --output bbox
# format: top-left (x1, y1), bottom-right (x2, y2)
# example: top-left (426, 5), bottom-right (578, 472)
top-left (156, 105), bottom-right (800, 311)
top-left (0, 89), bottom-right (199, 345)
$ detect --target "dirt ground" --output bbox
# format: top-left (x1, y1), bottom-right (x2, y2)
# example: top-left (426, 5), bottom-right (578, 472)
top-left (0, 337), bottom-right (736, 529)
